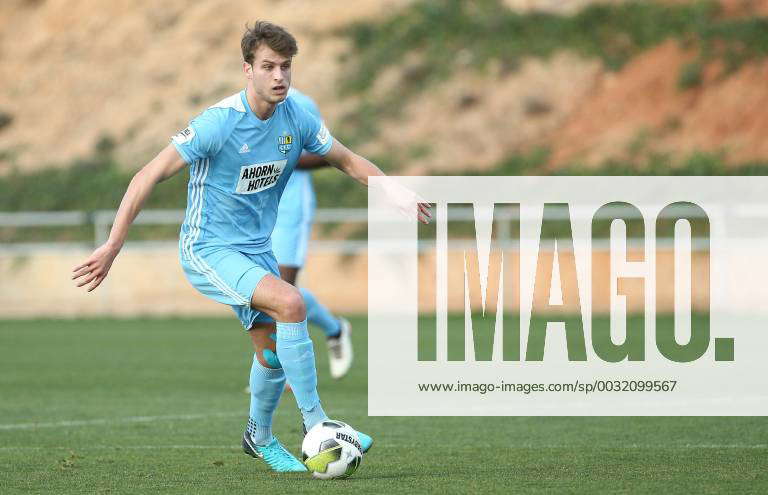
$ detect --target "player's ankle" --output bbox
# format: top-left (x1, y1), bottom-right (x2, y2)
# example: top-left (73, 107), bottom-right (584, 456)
top-left (301, 404), bottom-right (328, 432)
top-left (246, 418), bottom-right (273, 446)
top-left (326, 320), bottom-right (342, 339)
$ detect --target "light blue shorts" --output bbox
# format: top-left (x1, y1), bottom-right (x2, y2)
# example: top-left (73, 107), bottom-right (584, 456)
top-left (180, 244), bottom-right (279, 329)
top-left (272, 218), bottom-right (313, 268)
top-left (272, 172), bottom-right (315, 267)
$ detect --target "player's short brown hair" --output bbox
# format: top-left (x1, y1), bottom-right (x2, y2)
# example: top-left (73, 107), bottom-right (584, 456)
top-left (241, 21), bottom-right (298, 64)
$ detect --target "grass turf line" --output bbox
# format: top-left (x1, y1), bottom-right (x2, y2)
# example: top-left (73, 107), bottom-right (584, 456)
top-left (0, 316), bottom-right (765, 494)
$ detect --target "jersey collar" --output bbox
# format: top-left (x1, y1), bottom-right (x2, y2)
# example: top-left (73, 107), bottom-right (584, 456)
top-left (240, 90), bottom-right (283, 128)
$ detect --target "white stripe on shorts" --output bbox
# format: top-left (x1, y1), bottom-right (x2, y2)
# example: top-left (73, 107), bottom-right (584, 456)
top-left (183, 158), bottom-right (249, 306)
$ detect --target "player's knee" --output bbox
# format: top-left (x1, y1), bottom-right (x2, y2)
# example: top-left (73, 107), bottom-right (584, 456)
top-left (278, 287), bottom-right (306, 322)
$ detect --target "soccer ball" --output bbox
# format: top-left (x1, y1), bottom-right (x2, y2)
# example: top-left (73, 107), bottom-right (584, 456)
top-left (301, 420), bottom-right (363, 479)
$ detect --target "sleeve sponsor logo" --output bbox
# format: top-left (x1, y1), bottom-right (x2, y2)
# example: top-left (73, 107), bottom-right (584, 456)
top-left (172, 126), bottom-right (195, 145)
top-left (235, 159), bottom-right (287, 194)
top-left (316, 122), bottom-right (330, 146)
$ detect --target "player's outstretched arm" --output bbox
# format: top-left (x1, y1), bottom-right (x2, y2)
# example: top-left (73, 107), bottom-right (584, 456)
top-left (323, 139), bottom-right (432, 224)
top-left (72, 144), bottom-right (187, 292)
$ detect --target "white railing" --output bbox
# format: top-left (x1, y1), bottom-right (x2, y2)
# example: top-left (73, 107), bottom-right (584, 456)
top-left (0, 208), bottom-right (371, 254)
top-left (0, 205), bottom-right (716, 254)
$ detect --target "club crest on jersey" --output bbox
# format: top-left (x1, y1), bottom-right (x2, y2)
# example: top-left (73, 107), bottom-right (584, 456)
top-left (277, 133), bottom-right (293, 154)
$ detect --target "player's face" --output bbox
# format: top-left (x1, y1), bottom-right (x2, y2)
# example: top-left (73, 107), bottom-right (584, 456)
top-left (245, 44), bottom-right (292, 105)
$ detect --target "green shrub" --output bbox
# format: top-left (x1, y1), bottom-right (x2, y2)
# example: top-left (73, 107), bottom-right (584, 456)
top-left (335, 0), bottom-right (767, 140)
top-left (678, 60), bottom-right (704, 89)
top-left (338, 0), bottom-right (722, 97)
top-left (0, 154), bottom-right (188, 212)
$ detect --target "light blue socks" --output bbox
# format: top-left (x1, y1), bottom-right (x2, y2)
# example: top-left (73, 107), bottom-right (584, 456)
top-left (300, 288), bottom-right (341, 338)
top-left (248, 354), bottom-right (286, 446)
top-left (276, 319), bottom-right (328, 431)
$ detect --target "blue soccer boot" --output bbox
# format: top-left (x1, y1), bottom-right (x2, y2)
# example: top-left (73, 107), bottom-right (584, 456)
top-left (243, 432), bottom-right (307, 472)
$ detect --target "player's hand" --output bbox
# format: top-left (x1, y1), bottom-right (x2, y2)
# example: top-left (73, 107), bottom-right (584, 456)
top-left (72, 242), bottom-right (120, 292)
top-left (377, 177), bottom-right (432, 225)
top-left (416, 201), bottom-right (432, 224)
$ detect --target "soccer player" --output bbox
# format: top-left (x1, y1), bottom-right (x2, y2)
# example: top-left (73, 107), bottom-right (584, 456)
top-left (273, 88), bottom-right (353, 380)
top-left (71, 21), bottom-right (430, 473)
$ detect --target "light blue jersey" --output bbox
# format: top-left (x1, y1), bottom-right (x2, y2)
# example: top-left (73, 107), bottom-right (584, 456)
top-left (172, 90), bottom-right (333, 328)
top-left (173, 90), bottom-right (333, 256)
top-left (272, 88), bottom-right (321, 267)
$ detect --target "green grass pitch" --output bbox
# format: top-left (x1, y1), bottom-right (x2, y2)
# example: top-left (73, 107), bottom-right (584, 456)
top-left (0, 316), bottom-right (765, 494)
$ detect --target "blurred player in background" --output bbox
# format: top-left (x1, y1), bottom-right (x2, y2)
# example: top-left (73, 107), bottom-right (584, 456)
top-left (72, 21), bottom-right (430, 473)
